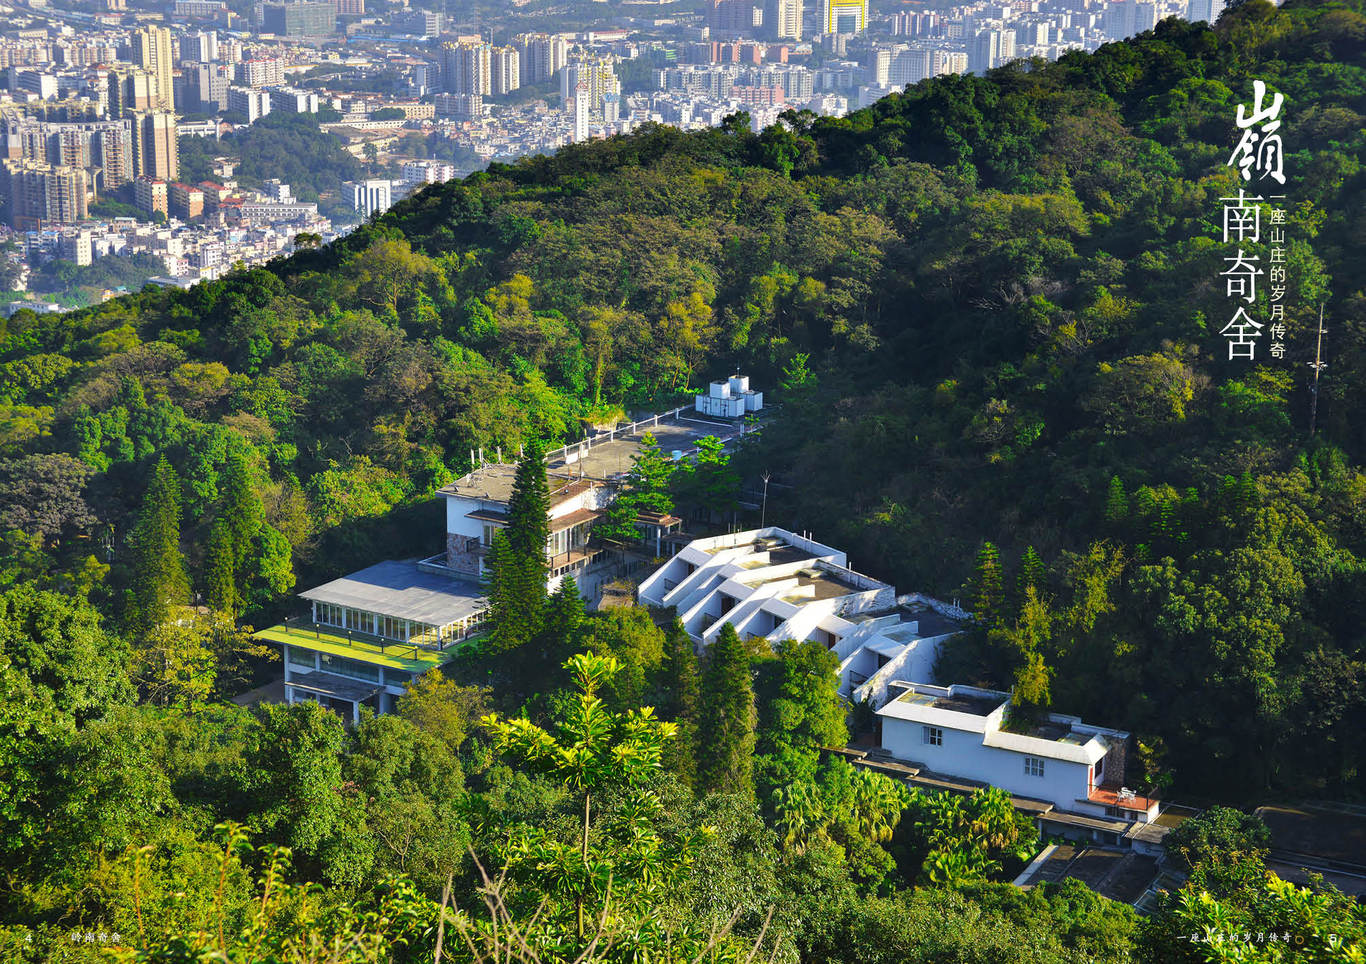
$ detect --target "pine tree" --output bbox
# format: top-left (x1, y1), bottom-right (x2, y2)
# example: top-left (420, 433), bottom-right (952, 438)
top-left (661, 618), bottom-right (701, 786)
top-left (1236, 469), bottom-right (1259, 514)
top-left (628, 433), bottom-right (675, 516)
top-left (127, 456), bottom-right (190, 632)
top-left (506, 441), bottom-right (550, 574)
top-left (674, 435), bottom-right (739, 520)
top-left (487, 444), bottom-right (552, 656)
top-left (485, 530), bottom-right (528, 654)
top-left (204, 519), bottom-right (237, 614)
top-left (1016, 546), bottom-right (1046, 602)
top-left (967, 541), bottom-right (1005, 627)
top-left (540, 575), bottom-right (585, 667)
top-left (696, 623), bottom-right (756, 798)
top-left (218, 453), bottom-right (264, 570)
top-left (1103, 475), bottom-right (1129, 526)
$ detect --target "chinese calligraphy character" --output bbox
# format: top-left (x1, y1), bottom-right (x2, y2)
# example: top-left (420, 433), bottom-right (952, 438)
top-left (1221, 307), bottom-right (1263, 360)
top-left (1228, 80), bottom-right (1285, 184)
top-left (1222, 250), bottom-right (1262, 303)
top-left (1220, 190), bottom-right (1263, 243)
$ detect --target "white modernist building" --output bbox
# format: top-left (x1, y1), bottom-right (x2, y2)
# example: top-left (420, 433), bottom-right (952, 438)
top-left (694, 374), bottom-right (763, 419)
top-left (264, 379), bottom-right (767, 721)
top-left (268, 559), bottom-right (488, 722)
top-left (436, 464), bottom-right (616, 597)
top-left (429, 379), bottom-right (766, 601)
top-left (877, 681), bottom-right (1161, 825)
top-left (638, 527), bottom-right (966, 705)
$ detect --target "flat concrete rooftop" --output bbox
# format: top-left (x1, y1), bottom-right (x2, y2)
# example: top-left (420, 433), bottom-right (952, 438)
top-left (745, 565), bottom-right (864, 601)
top-left (438, 411), bottom-right (748, 504)
top-left (898, 687), bottom-right (1005, 717)
top-left (299, 559), bottom-right (486, 627)
top-left (549, 415), bottom-right (743, 481)
top-left (440, 465), bottom-right (597, 507)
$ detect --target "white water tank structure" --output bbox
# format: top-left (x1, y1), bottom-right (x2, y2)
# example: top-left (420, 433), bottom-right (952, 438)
top-left (695, 374), bottom-right (764, 418)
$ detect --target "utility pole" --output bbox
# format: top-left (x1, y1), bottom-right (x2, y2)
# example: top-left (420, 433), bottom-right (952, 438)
top-left (1308, 303), bottom-right (1327, 436)
top-left (760, 470), bottom-right (771, 528)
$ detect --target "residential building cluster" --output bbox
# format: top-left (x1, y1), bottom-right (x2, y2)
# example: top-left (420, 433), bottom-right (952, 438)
top-left (0, 0), bottom-right (1221, 301)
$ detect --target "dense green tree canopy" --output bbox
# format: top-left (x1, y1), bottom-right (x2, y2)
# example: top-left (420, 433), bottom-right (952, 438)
top-left (0, 2), bottom-right (1364, 958)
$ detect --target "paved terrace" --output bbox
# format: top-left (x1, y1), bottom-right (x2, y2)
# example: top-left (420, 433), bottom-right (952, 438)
top-left (548, 409), bottom-right (747, 481)
top-left (441, 408), bottom-right (755, 503)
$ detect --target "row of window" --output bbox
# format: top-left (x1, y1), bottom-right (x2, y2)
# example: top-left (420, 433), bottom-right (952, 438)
top-left (289, 647), bottom-right (421, 690)
top-left (483, 523), bottom-right (590, 558)
top-left (315, 604), bottom-right (444, 644)
top-left (920, 726), bottom-right (1047, 778)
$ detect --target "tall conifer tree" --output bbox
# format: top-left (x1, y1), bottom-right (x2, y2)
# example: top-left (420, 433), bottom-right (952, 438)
top-left (967, 541), bottom-right (1005, 627)
top-left (218, 453), bottom-right (264, 569)
top-left (204, 519), bottom-right (237, 614)
top-left (1017, 546), bottom-right (1046, 603)
top-left (1104, 475), bottom-right (1129, 526)
top-left (661, 618), bottom-right (701, 786)
top-left (506, 441), bottom-right (550, 577)
top-left (696, 622), bottom-right (756, 798)
top-left (127, 456), bottom-right (190, 632)
top-left (487, 443), bottom-right (553, 655)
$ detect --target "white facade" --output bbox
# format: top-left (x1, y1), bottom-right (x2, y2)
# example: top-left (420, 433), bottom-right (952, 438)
top-left (349, 178), bottom-right (393, 218)
top-left (639, 527), bottom-right (964, 703)
top-left (878, 682), bottom-right (1160, 823)
top-left (282, 643), bottom-right (413, 721)
top-left (561, 59), bottom-right (620, 118)
top-left (572, 82), bottom-right (589, 143)
top-left (823, 0), bottom-right (868, 35)
top-left (694, 374), bottom-right (763, 418)
top-left (227, 85), bottom-right (270, 123)
top-left (438, 467), bottom-right (616, 599)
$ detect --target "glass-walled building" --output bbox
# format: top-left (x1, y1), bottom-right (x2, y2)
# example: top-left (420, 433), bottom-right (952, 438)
top-left (255, 559), bottom-right (488, 721)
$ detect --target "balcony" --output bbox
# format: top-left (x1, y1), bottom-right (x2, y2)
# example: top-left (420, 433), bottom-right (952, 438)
top-left (549, 546), bottom-right (607, 578)
top-left (1088, 786), bottom-right (1159, 814)
top-left (257, 617), bottom-right (480, 675)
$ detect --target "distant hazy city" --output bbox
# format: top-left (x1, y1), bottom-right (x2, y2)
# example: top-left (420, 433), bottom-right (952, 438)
top-left (0, 0), bottom-right (1224, 307)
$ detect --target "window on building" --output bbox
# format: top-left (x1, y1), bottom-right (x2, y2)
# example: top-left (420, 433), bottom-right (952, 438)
top-left (320, 653), bottom-right (380, 683)
top-left (287, 647), bottom-right (316, 670)
top-left (344, 608), bottom-right (375, 635)
top-left (482, 523), bottom-right (498, 547)
top-left (550, 527), bottom-right (569, 557)
top-left (316, 602), bottom-right (344, 628)
top-left (923, 726), bottom-right (943, 746)
top-left (1024, 756), bottom-right (1045, 778)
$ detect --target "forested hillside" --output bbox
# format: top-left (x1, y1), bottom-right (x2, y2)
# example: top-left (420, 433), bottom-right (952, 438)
top-left (1, 1), bottom-right (1365, 959)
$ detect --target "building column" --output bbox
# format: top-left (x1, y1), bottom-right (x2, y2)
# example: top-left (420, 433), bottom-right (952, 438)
top-left (352, 700), bottom-right (360, 726)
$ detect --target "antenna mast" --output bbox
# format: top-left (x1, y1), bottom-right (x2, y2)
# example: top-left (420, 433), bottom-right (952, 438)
top-left (1309, 303), bottom-right (1327, 436)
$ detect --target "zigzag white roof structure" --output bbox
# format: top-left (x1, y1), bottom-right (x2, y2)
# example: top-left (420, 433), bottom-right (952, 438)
top-left (638, 527), bottom-right (967, 706)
